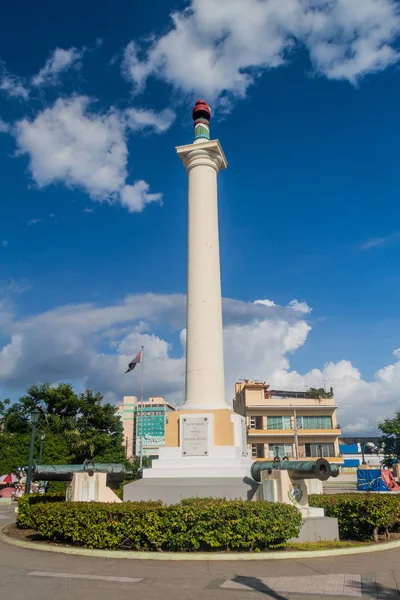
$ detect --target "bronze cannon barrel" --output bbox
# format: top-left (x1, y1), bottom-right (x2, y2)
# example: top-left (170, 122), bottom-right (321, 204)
top-left (251, 458), bottom-right (340, 483)
top-left (33, 462), bottom-right (128, 483)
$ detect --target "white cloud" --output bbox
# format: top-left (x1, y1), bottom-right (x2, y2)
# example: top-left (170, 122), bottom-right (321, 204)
top-left (288, 299), bottom-right (312, 314)
top-left (0, 118), bottom-right (9, 133)
top-left (361, 232), bottom-right (400, 250)
top-left (0, 74), bottom-right (29, 100)
top-left (122, 0), bottom-right (400, 101)
top-left (120, 181), bottom-right (163, 213)
top-left (32, 47), bottom-right (84, 87)
top-left (125, 107), bottom-right (176, 133)
top-left (14, 96), bottom-right (162, 211)
top-left (15, 96), bottom-right (126, 199)
top-left (0, 291), bottom-right (399, 433)
top-left (1, 240), bottom-right (7, 247)
top-left (27, 218), bottom-right (44, 226)
top-left (254, 299), bottom-right (276, 307)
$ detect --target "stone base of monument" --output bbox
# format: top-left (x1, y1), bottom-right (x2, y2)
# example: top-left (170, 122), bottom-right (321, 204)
top-left (291, 516), bottom-right (339, 543)
top-left (123, 476), bottom-right (259, 503)
top-left (142, 446), bottom-right (253, 479)
top-left (124, 410), bottom-right (256, 502)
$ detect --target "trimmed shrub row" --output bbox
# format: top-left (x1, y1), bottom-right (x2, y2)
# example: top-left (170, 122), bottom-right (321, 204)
top-left (17, 493), bottom-right (65, 529)
top-left (309, 493), bottom-right (400, 541)
top-left (21, 496), bottom-right (302, 552)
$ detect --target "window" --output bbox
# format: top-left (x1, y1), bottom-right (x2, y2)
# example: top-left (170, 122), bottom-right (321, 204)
top-left (305, 443), bottom-right (334, 458)
top-left (252, 444), bottom-right (265, 458)
top-left (297, 416), bottom-right (332, 429)
top-left (267, 416), bottom-right (291, 430)
top-left (268, 444), bottom-right (293, 458)
top-left (249, 416), bottom-right (264, 429)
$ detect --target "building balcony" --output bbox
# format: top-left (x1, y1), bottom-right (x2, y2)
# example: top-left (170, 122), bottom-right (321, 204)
top-left (248, 428), bottom-right (341, 437)
top-left (250, 455), bottom-right (344, 464)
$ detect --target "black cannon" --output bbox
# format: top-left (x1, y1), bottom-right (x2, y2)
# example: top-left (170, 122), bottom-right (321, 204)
top-left (33, 460), bottom-right (128, 484)
top-left (251, 458), bottom-right (340, 483)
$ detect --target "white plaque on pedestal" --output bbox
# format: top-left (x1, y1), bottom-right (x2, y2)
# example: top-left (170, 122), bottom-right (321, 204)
top-left (182, 416), bottom-right (209, 456)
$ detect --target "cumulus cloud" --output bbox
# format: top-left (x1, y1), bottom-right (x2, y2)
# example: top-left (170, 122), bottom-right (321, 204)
top-left (122, 0), bottom-right (400, 102)
top-left (120, 181), bottom-right (163, 213)
top-left (0, 290), bottom-right (398, 433)
top-left (15, 96), bottom-right (127, 199)
top-left (125, 107), bottom-right (176, 133)
top-left (254, 299), bottom-right (276, 307)
top-left (32, 47), bottom-right (85, 87)
top-left (288, 299), bottom-right (312, 314)
top-left (0, 293), bottom-right (309, 406)
top-left (14, 96), bottom-right (163, 211)
top-left (0, 73), bottom-right (29, 100)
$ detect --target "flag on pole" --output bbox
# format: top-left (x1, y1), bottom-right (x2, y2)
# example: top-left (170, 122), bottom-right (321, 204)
top-left (125, 350), bottom-right (142, 373)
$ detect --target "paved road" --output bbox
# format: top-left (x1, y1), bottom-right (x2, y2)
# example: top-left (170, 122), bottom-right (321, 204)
top-left (0, 506), bottom-right (399, 600)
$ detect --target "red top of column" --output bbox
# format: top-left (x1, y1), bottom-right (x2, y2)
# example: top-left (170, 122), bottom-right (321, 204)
top-left (192, 100), bottom-right (211, 122)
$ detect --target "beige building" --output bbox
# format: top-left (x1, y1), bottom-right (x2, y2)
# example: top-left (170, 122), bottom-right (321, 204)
top-left (233, 381), bottom-right (342, 464)
top-left (117, 395), bottom-right (175, 460)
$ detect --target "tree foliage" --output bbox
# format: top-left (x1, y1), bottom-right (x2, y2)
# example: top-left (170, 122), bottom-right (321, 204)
top-left (307, 387), bottom-right (334, 399)
top-left (0, 383), bottom-right (125, 474)
top-left (379, 411), bottom-right (400, 466)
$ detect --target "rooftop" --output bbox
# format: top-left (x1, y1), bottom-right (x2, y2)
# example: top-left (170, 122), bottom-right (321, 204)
top-left (236, 380), bottom-right (334, 400)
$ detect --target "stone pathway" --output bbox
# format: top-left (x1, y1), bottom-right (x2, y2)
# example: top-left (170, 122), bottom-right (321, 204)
top-left (221, 574), bottom-right (363, 597)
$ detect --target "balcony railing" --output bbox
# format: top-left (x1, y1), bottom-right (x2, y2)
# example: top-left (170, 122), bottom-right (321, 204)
top-left (267, 450), bottom-right (293, 459)
top-left (248, 427), bottom-right (340, 434)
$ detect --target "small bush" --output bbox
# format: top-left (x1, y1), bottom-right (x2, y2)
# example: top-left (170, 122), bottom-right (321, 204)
top-left (46, 481), bottom-right (67, 494)
top-left (26, 498), bottom-right (302, 552)
top-left (309, 493), bottom-right (400, 541)
top-left (17, 493), bottom-right (65, 529)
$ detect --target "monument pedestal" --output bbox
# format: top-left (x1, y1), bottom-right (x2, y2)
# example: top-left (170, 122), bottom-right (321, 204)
top-left (123, 409), bottom-right (256, 502)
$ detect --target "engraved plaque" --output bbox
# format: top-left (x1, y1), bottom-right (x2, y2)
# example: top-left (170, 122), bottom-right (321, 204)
top-left (181, 416), bottom-right (209, 456)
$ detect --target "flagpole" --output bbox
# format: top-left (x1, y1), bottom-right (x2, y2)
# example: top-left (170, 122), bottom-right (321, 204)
top-left (139, 345), bottom-right (144, 469)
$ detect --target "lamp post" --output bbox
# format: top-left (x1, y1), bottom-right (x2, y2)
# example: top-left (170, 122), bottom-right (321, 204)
top-left (361, 443), bottom-right (367, 466)
top-left (38, 430), bottom-right (46, 465)
top-left (25, 408), bottom-right (40, 494)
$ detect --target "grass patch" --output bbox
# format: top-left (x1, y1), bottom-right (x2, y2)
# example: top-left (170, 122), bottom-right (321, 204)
top-left (286, 540), bottom-right (368, 551)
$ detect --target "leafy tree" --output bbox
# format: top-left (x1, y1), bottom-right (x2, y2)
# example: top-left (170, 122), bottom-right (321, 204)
top-left (379, 412), bottom-right (400, 466)
top-left (0, 432), bottom-right (71, 476)
top-left (0, 383), bottom-right (124, 473)
top-left (0, 399), bottom-right (11, 430)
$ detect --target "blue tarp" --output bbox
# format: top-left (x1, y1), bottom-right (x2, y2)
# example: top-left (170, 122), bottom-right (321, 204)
top-left (340, 444), bottom-right (359, 454)
top-left (343, 459), bottom-right (360, 467)
top-left (357, 469), bottom-right (389, 491)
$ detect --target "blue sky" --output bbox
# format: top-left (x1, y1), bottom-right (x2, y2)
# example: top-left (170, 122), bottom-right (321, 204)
top-left (1, 0), bottom-right (400, 433)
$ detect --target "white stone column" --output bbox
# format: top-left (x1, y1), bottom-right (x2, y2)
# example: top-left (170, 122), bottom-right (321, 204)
top-left (176, 139), bottom-right (229, 410)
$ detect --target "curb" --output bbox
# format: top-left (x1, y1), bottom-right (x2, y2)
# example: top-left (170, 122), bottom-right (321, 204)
top-left (2, 524), bottom-right (400, 561)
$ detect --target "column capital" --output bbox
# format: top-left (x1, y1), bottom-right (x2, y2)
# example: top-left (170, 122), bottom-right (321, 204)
top-left (176, 139), bottom-right (228, 173)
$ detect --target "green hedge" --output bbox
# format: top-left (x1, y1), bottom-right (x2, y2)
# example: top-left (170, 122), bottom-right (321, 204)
top-left (17, 493), bottom-right (65, 529)
top-left (24, 497), bottom-right (302, 552)
top-left (309, 493), bottom-right (400, 541)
